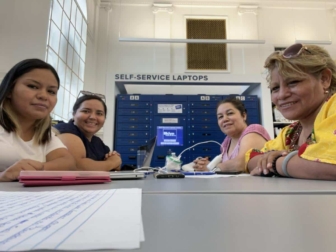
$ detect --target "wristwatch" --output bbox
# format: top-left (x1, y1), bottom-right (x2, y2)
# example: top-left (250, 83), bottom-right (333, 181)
top-left (272, 155), bottom-right (283, 177)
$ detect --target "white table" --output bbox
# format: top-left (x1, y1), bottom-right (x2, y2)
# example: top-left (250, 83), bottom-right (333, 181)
top-left (136, 194), bottom-right (336, 252)
top-left (2, 175), bottom-right (336, 194)
top-left (10, 193), bottom-right (336, 252)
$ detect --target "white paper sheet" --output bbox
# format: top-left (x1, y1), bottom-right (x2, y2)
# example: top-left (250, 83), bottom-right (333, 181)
top-left (140, 217), bottom-right (145, 242)
top-left (185, 174), bottom-right (251, 178)
top-left (0, 189), bottom-right (143, 251)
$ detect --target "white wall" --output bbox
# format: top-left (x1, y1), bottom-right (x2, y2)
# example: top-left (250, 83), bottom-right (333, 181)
top-left (83, 0), bottom-right (99, 92)
top-left (105, 3), bottom-right (336, 74)
top-left (92, 1), bottom-right (336, 148)
top-left (83, 1), bottom-right (114, 95)
top-left (0, 0), bottom-right (51, 81)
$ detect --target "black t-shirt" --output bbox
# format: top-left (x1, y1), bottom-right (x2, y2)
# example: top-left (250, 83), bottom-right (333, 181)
top-left (54, 121), bottom-right (110, 161)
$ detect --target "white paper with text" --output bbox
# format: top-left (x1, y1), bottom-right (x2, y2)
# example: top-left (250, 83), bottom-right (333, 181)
top-left (0, 189), bottom-right (142, 251)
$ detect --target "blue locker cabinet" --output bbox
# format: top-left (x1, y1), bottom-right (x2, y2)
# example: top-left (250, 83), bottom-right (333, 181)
top-left (115, 94), bottom-right (261, 168)
top-left (115, 95), bottom-right (152, 167)
top-left (234, 95), bottom-right (261, 125)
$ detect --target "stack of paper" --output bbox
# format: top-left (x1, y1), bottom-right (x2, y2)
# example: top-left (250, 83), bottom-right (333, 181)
top-left (0, 189), bottom-right (143, 251)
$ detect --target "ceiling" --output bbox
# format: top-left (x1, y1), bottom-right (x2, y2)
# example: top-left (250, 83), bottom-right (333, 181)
top-left (108, 0), bottom-right (336, 6)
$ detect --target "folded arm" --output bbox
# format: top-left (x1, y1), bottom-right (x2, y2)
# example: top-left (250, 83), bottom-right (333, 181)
top-left (57, 134), bottom-right (121, 171)
top-left (248, 151), bottom-right (336, 180)
top-left (277, 155), bottom-right (336, 180)
top-left (44, 148), bottom-right (76, 171)
top-left (218, 133), bottom-right (268, 173)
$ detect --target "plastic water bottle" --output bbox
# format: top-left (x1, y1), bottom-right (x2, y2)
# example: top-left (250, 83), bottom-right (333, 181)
top-left (137, 147), bottom-right (146, 168)
top-left (170, 152), bottom-right (180, 163)
top-left (165, 152), bottom-right (182, 171)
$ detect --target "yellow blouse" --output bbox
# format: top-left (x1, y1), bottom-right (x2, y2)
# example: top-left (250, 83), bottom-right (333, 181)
top-left (245, 94), bottom-right (336, 171)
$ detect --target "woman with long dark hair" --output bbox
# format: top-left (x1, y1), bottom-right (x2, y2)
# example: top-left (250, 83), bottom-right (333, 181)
top-left (0, 59), bottom-right (75, 181)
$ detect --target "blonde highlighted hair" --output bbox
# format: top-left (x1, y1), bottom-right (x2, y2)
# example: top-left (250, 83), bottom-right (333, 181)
top-left (0, 59), bottom-right (60, 145)
top-left (264, 44), bottom-right (336, 95)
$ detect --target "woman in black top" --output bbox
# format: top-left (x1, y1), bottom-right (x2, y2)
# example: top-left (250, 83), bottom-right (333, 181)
top-left (54, 94), bottom-right (121, 171)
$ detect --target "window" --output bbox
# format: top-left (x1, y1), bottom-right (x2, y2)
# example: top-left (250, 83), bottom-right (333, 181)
top-left (46, 0), bottom-right (87, 121)
top-left (186, 19), bottom-right (227, 71)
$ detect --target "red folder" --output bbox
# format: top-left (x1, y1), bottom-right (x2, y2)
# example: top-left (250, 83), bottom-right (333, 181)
top-left (19, 171), bottom-right (111, 187)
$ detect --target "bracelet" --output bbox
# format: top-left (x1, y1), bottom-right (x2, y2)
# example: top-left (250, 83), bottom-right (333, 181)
top-left (272, 155), bottom-right (283, 177)
top-left (281, 150), bottom-right (298, 177)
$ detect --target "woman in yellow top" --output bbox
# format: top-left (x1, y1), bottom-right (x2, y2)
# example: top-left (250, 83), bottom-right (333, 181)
top-left (247, 43), bottom-right (336, 180)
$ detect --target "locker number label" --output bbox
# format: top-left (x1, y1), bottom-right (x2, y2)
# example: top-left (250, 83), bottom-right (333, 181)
top-left (162, 118), bottom-right (179, 123)
top-left (235, 96), bottom-right (245, 101)
top-left (130, 95), bottom-right (139, 100)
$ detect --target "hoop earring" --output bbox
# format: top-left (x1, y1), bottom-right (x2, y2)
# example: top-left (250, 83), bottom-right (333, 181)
top-left (324, 90), bottom-right (329, 94)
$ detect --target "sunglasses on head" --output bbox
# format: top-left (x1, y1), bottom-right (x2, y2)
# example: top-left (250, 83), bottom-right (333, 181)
top-left (281, 43), bottom-right (311, 59)
top-left (77, 90), bottom-right (106, 101)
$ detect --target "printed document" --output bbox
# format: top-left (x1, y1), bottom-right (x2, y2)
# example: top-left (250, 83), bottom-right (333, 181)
top-left (0, 189), bottom-right (143, 251)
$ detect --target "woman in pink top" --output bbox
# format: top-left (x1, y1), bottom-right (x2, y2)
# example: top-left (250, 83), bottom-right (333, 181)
top-left (194, 98), bottom-right (271, 173)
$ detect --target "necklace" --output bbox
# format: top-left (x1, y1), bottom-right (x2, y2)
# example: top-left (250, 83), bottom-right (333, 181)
top-left (289, 123), bottom-right (302, 151)
top-left (285, 122), bottom-right (314, 151)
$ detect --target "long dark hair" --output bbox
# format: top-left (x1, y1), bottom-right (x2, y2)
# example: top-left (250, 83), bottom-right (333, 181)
top-left (0, 58), bottom-right (60, 144)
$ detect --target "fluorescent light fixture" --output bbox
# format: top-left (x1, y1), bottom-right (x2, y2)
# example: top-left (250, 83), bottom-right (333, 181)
top-left (295, 40), bottom-right (332, 45)
top-left (119, 38), bottom-right (266, 44)
top-left (153, 3), bottom-right (172, 7)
